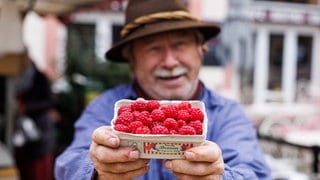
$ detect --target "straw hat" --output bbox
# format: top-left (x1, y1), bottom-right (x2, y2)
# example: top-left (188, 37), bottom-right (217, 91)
top-left (105, 0), bottom-right (220, 62)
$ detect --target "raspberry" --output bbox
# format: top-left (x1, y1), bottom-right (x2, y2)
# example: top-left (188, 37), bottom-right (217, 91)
top-left (150, 109), bottom-right (166, 122)
top-left (163, 118), bottom-right (178, 130)
top-left (147, 100), bottom-right (160, 111)
top-left (114, 124), bottom-right (130, 133)
top-left (132, 111), bottom-right (140, 119)
top-left (134, 111), bottom-right (150, 122)
top-left (128, 121), bottom-right (144, 133)
top-left (188, 120), bottom-right (203, 134)
top-left (118, 105), bottom-right (132, 115)
top-left (170, 129), bottom-right (178, 134)
top-left (135, 126), bottom-right (151, 134)
top-left (178, 102), bottom-right (192, 110)
top-left (161, 104), bottom-right (178, 119)
top-left (177, 109), bottom-right (190, 121)
top-left (177, 119), bottom-right (187, 127)
top-left (143, 117), bottom-right (153, 126)
top-left (151, 121), bottom-right (163, 128)
top-left (189, 107), bottom-right (204, 121)
top-left (131, 100), bottom-right (148, 111)
top-left (178, 125), bottom-right (196, 135)
top-left (152, 125), bottom-right (169, 134)
top-left (115, 111), bottom-right (134, 125)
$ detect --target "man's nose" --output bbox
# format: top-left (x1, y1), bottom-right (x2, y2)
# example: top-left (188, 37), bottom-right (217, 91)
top-left (162, 47), bottom-right (179, 68)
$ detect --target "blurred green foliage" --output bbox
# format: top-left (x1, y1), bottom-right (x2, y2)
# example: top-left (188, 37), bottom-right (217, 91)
top-left (53, 23), bottom-right (131, 153)
top-left (65, 23), bottom-right (131, 90)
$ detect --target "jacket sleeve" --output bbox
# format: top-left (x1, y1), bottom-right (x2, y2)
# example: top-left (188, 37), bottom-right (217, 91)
top-left (206, 101), bottom-right (271, 180)
top-left (54, 93), bottom-right (115, 180)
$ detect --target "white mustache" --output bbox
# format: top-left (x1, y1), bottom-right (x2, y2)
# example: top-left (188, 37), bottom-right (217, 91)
top-left (153, 67), bottom-right (188, 78)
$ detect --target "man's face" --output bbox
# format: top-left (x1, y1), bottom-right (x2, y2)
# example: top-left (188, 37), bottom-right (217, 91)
top-left (130, 30), bottom-right (203, 100)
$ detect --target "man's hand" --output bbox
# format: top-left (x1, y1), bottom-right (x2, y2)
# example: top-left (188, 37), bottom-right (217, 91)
top-left (89, 126), bottom-right (150, 180)
top-left (164, 140), bottom-right (224, 180)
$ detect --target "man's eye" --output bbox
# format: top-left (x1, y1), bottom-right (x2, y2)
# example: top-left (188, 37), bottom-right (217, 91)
top-left (174, 41), bottom-right (186, 49)
top-left (148, 46), bottom-right (162, 52)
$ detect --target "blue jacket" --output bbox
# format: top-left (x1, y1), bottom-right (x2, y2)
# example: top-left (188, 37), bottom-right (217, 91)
top-left (54, 83), bottom-right (271, 179)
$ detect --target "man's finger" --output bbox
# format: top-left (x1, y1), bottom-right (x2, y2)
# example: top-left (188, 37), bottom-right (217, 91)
top-left (92, 126), bottom-right (120, 148)
top-left (90, 143), bottom-right (139, 163)
top-left (96, 159), bottom-right (149, 173)
top-left (184, 141), bottom-right (221, 162)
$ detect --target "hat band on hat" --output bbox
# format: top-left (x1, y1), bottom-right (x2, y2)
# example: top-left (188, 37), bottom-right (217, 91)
top-left (121, 11), bottom-right (200, 38)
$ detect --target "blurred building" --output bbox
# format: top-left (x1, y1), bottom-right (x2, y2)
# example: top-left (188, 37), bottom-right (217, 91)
top-left (221, 0), bottom-right (320, 116)
top-left (219, 2), bottom-right (320, 178)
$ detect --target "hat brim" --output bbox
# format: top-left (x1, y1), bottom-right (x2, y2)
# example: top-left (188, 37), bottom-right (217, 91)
top-left (105, 20), bottom-right (220, 62)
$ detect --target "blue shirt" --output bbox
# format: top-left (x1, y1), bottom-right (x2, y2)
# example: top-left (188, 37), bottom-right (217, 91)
top-left (54, 83), bottom-right (271, 179)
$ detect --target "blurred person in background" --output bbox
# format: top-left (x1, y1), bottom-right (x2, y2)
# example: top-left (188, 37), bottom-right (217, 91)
top-left (14, 54), bottom-right (57, 180)
top-left (55, 0), bottom-right (271, 179)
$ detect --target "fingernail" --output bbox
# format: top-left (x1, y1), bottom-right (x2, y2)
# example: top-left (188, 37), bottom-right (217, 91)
top-left (109, 138), bottom-right (117, 146)
top-left (129, 150), bottom-right (139, 159)
top-left (184, 151), bottom-right (195, 160)
top-left (165, 160), bottom-right (172, 170)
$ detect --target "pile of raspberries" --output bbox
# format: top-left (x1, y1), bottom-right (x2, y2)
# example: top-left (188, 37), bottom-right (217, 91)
top-left (113, 100), bottom-right (204, 135)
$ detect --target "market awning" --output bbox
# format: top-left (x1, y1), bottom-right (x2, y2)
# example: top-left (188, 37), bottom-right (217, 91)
top-left (0, 0), bottom-right (106, 15)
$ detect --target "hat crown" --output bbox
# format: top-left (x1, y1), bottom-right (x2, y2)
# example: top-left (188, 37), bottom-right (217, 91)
top-left (125, 0), bottom-right (188, 25)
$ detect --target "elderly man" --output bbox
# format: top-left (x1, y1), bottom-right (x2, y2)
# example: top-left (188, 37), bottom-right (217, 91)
top-left (54, 0), bottom-right (271, 179)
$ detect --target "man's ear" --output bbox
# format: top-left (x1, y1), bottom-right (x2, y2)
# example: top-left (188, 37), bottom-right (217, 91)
top-left (197, 44), bottom-right (206, 57)
top-left (201, 44), bottom-right (208, 53)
